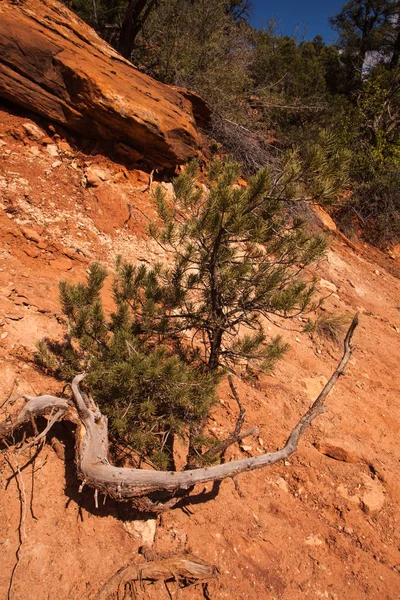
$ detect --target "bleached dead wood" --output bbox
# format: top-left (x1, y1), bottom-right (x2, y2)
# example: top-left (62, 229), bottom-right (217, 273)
top-left (96, 555), bottom-right (217, 600)
top-left (0, 315), bottom-right (358, 510)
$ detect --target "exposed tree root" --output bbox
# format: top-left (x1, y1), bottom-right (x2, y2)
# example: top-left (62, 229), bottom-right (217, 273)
top-left (96, 555), bottom-right (218, 600)
top-left (3, 451), bottom-right (27, 600)
top-left (0, 315), bottom-right (359, 511)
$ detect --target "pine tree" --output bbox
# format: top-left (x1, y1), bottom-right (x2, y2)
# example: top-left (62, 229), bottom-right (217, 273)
top-left (116, 159), bottom-right (327, 372)
top-left (37, 262), bottom-right (217, 470)
top-left (37, 160), bottom-right (327, 469)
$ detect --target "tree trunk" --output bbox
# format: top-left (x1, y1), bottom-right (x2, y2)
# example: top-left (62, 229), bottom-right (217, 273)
top-left (0, 316), bottom-right (359, 512)
top-left (119, 0), bottom-right (157, 59)
top-left (208, 328), bottom-right (223, 371)
top-left (390, 23), bottom-right (400, 69)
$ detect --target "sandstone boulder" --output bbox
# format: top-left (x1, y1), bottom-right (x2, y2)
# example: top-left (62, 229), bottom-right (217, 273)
top-left (0, 0), bottom-right (203, 168)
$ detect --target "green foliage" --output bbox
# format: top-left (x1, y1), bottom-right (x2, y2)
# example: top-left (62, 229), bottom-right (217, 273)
top-left (299, 129), bottom-right (352, 204)
top-left (36, 263), bottom-right (217, 470)
top-left (251, 32), bottom-right (327, 102)
top-left (335, 166), bottom-right (400, 245)
top-left (332, 67), bottom-right (400, 244)
top-left (329, 0), bottom-right (398, 89)
top-left (65, 0), bottom-right (128, 33)
top-left (64, 0), bottom-right (400, 243)
top-left (133, 0), bottom-right (252, 118)
top-left (305, 313), bottom-right (352, 344)
top-left (37, 161), bottom-right (328, 468)
top-left (117, 159), bottom-right (327, 372)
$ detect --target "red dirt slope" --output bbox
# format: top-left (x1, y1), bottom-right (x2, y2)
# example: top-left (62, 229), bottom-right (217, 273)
top-left (0, 108), bottom-right (400, 599)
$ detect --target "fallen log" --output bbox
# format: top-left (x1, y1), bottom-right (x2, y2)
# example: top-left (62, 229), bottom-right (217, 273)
top-left (0, 315), bottom-right (359, 511)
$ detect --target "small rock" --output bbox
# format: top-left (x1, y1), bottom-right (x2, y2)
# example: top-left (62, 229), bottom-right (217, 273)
top-left (57, 140), bottom-right (73, 155)
top-left (20, 226), bottom-right (42, 244)
top-left (1, 332), bottom-right (8, 340)
top-left (314, 441), bottom-right (359, 463)
top-left (0, 139), bottom-right (6, 147)
top-left (46, 144), bottom-right (59, 158)
top-left (28, 146), bottom-right (41, 157)
top-left (22, 122), bottom-right (45, 141)
top-left (24, 246), bottom-right (41, 258)
top-left (160, 181), bottom-right (174, 200)
top-left (125, 519), bottom-right (157, 546)
top-left (344, 527), bottom-right (353, 535)
top-left (241, 445), bottom-right (252, 453)
top-left (295, 337), bottom-right (301, 343)
top-left (305, 534), bottom-right (324, 546)
top-left (388, 244), bottom-right (400, 260)
top-left (360, 478), bottom-right (385, 515)
top-left (85, 165), bottom-right (109, 187)
top-left (275, 477), bottom-right (289, 493)
top-left (301, 376), bottom-right (328, 400)
top-left (4, 312), bottom-right (23, 321)
top-left (319, 278), bottom-right (337, 293)
top-left (51, 160), bottom-right (62, 168)
top-left (348, 281), bottom-right (366, 297)
top-left (50, 257), bottom-right (73, 271)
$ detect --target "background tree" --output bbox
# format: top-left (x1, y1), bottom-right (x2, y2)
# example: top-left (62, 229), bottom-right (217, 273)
top-left (388, 1), bottom-right (400, 68)
top-left (333, 66), bottom-right (400, 243)
top-left (329, 0), bottom-right (398, 88)
top-left (118, 0), bottom-right (158, 59)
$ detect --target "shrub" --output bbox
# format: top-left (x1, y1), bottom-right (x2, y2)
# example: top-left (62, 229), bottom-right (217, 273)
top-left (336, 167), bottom-right (400, 246)
top-left (37, 160), bottom-right (327, 468)
top-left (36, 263), bottom-right (217, 470)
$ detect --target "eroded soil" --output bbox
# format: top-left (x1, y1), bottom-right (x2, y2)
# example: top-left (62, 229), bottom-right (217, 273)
top-left (1, 107), bottom-right (400, 599)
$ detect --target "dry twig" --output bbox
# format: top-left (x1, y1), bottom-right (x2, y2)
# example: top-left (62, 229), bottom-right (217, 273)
top-left (3, 452), bottom-right (27, 600)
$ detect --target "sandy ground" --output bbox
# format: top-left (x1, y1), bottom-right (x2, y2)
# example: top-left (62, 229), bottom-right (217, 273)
top-left (0, 107), bottom-right (400, 600)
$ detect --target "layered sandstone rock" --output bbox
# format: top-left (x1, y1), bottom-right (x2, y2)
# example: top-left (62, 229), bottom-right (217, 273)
top-left (0, 0), bottom-right (203, 167)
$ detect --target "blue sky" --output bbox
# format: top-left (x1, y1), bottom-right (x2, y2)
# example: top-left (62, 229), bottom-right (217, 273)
top-left (250, 0), bottom-right (345, 43)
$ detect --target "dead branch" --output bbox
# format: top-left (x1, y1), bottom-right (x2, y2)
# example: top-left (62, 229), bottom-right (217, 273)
top-left (18, 408), bottom-right (66, 453)
top-left (0, 379), bottom-right (17, 410)
top-left (202, 375), bottom-right (258, 459)
top-left (96, 555), bottom-right (218, 600)
top-left (0, 315), bottom-right (359, 510)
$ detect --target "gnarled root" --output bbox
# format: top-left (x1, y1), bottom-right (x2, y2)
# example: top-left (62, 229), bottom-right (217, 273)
top-left (96, 555), bottom-right (218, 600)
top-left (0, 315), bottom-right (359, 511)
